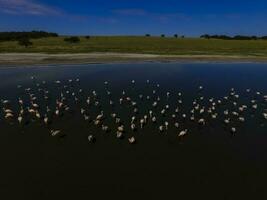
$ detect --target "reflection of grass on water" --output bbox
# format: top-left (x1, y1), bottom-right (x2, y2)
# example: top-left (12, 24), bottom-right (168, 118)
top-left (1, 36), bottom-right (267, 57)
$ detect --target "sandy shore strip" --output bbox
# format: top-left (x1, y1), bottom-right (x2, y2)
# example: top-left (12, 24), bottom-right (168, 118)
top-left (1, 53), bottom-right (267, 66)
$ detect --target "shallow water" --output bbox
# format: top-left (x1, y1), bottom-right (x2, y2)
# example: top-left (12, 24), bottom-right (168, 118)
top-left (0, 62), bottom-right (267, 199)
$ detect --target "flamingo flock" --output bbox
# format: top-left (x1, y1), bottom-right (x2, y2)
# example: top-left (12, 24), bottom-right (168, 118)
top-left (1, 77), bottom-right (267, 144)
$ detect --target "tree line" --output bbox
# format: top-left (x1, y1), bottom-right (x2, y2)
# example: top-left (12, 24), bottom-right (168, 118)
top-left (0, 31), bottom-right (58, 42)
top-left (200, 34), bottom-right (267, 40)
top-left (0, 31), bottom-right (58, 47)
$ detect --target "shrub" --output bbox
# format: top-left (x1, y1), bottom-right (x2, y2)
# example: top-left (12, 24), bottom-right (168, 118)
top-left (17, 37), bottom-right (33, 47)
top-left (64, 36), bottom-right (80, 43)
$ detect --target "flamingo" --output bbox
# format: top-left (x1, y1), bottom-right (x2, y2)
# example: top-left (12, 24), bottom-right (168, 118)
top-left (94, 120), bottom-right (101, 126)
top-left (211, 114), bottom-right (218, 119)
top-left (50, 130), bottom-right (61, 136)
top-left (224, 119), bottom-right (230, 124)
top-left (35, 112), bottom-right (41, 119)
top-left (159, 125), bottom-right (164, 132)
top-left (140, 119), bottom-right (145, 129)
top-left (44, 115), bottom-right (49, 125)
top-left (238, 117), bottom-right (245, 122)
top-left (3, 108), bottom-right (13, 114)
top-left (231, 127), bottom-right (236, 134)
top-left (80, 108), bottom-right (86, 115)
top-left (2, 100), bottom-right (10, 104)
top-left (149, 110), bottom-right (153, 118)
top-left (232, 111), bottom-right (239, 116)
top-left (198, 118), bottom-right (205, 125)
top-left (144, 115), bottom-right (148, 123)
top-left (111, 113), bottom-right (117, 118)
top-left (115, 118), bottom-right (121, 124)
top-left (116, 131), bottom-right (123, 139)
top-left (178, 129), bottom-right (188, 137)
top-left (102, 125), bottom-right (109, 132)
top-left (88, 135), bottom-right (95, 143)
top-left (164, 121), bottom-right (169, 130)
top-left (118, 125), bottom-right (124, 132)
top-left (131, 116), bottom-right (136, 124)
top-left (5, 112), bottom-right (14, 119)
top-left (131, 123), bottom-right (136, 131)
top-left (252, 104), bottom-right (258, 109)
top-left (166, 92), bottom-right (170, 98)
top-left (55, 109), bottom-right (60, 116)
top-left (128, 137), bottom-right (136, 144)
top-left (84, 115), bottom-right (90, 121)
top-left (96, 111), bottom-right (104, 120)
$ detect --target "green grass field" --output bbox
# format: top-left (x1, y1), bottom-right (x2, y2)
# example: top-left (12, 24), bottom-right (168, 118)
top-left (1, 36), bottom-right (267, 57)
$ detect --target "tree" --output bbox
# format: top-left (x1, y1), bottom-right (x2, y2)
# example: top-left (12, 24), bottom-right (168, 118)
top-left (161, 34), bottom-right (165, 38)
top-left (174, 34), bottom-right (178, 38)
top-left (145, 34), bottom-right (151, 37)
top-left (64, 36), bottom-right (80, 43)
top-left (18, 37), bottom-right (33, 47)
top-left (85, 36), bottom-right (91, 39)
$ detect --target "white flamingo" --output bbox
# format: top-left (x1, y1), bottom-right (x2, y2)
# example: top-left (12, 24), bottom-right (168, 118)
top-left (231, 127), bottom-right (236, 134)
top-left (178, 129), bottom-right (188, 137)
top-left (140, 119), bottom-right (145, 129)
top-left (164, 121), bottom-right (169, 130)
top-left (131, 123), bottom-right (136, 131)
top-left (50, 130), bottom-right (61, 136)
top-left (128, 136), bottom-right (136, 144)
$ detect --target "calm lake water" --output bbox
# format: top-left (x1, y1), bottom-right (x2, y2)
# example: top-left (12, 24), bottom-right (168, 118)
top-left (0, 62), bottom-right (267, 199)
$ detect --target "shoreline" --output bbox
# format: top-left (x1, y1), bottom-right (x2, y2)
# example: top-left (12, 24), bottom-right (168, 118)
top-left (1, 53), bottom-right (267, 67)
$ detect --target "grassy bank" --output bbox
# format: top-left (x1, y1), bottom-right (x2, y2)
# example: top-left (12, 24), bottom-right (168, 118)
top-left (1, 36), bottom-right (267, 57)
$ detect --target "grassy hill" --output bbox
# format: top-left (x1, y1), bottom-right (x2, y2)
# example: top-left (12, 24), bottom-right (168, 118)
top-left (1, 36), bottom-right (267, 57)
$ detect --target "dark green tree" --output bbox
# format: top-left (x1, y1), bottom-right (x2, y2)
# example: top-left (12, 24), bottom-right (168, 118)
top-left (161, 34), bottom-right (165, 38)
top-left (174, 34), bottom-right (178, 38)
top-left (145, 34), bottom-right (151, 37)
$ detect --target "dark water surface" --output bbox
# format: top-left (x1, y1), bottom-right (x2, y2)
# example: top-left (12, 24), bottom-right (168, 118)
top-left (0, 62), bottom-right (267, 199)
